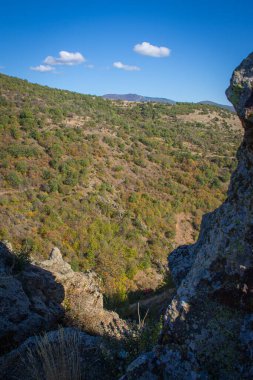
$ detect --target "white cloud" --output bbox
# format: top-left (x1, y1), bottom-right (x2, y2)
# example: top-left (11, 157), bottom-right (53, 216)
top-left (30, 65), bottom-right (55, 72)
top-left (113, 61), bottom-right (140, 71)
top-left (133, 42), bottom-right (170, 58)
top-left (44, 51), bottom-right (85, 66)
top-left (86, 64), bottom-right (94, 69)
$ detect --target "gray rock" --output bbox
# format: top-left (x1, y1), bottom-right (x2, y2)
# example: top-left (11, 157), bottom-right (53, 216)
top-left (0, 243), bottom-right (64, 354)
top-left (121, 347), bottom-right (208, 380)
top-left (226, 52), bottom-right (253, 143)
top-left (168, 245), bottom-right (195, 287)
top-left (240, 314), bottom-right (253, 355)
top-left (39, 247), bottom-right (129, 338)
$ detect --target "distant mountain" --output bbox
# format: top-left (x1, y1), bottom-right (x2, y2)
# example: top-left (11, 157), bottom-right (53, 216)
top-left (103, 93), bottom-right (175, 104)
top-left (198, 100), bottom-right (235, 112)
top-left (103, 94), bottom-right (235, 112)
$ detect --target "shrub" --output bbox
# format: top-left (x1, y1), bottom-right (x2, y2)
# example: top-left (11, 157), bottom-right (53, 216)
top-left (63, 170), bottom-right (78, 186)
top-left (7, 144), bottom-right (39, 158)
top-left (13, 249), bottom-right (31, 273)
top-left (15, 161), bottom-right (28, 174)
top-left (6, 171), bottom-right (23, 188)
top-left (10, 126), bottom-right (21, 139)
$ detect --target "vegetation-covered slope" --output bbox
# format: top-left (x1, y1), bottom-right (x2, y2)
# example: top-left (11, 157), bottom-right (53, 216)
top-left (0, 73), bottom-right (242, 301)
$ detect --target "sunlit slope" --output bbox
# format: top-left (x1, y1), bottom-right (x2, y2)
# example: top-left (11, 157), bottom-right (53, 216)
top-left (0, 73), bottom-right (242, 298)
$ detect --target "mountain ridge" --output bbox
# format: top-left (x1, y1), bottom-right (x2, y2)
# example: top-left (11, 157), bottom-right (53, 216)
top-left (102, 93), bottom-right (175, 104)
top-left (198, 100), bottom-right (235, 112)
top-left (103, 93), bottom-right (235, 112)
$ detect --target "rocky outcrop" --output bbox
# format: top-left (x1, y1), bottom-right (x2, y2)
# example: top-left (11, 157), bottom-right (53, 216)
top-left (0, 242), bottom-right (64, 354)
top-left (38, 247), bottom-right (129, 338)
top-left (226, 52), bottom-right (253, 143)
top-left (167, 245), bottom-right (195, 288)
top-left (122, 52), bottom-right (253, 379)
top-left (0, 242), bottom-right (128, 356)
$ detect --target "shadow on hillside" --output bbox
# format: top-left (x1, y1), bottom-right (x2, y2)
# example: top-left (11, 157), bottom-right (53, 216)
top-left (104, 275), bottom-right (175, 322)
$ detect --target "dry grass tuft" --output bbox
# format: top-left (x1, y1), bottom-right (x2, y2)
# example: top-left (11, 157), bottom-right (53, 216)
top-left (25, 329), bottom-right (82, 380)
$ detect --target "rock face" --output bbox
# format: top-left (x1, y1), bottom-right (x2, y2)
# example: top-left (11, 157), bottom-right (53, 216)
top-left (0, 243), bottom-right (128, 356)
top-left (39, 247), bottom-right (129, 338)
top-left (0, 243), bottom-right (64, 354)
top-left (122, 53), bottom-right (253, 379)
top-left (226, 52), bottom-right (253, 143)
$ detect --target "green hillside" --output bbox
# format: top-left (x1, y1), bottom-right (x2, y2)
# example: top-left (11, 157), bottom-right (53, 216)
top-left (0, 73), bottom-right (242, 301)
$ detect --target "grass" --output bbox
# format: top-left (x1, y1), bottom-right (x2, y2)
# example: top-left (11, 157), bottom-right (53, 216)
top-left (25, 329), bottom-right (82, 380)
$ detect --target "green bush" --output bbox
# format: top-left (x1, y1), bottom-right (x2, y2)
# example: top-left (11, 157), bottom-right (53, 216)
top-left (6, 171), bottom-right (23, 187)
top-left (13, 249), bottom-right (31, 273)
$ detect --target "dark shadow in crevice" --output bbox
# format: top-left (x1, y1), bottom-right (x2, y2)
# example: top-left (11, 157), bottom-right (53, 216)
top-left (0, 242), bottom-right (65, 356)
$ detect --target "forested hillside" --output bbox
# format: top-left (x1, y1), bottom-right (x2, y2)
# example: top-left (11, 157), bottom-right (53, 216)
top-left (0, 73), bottom-right (242, 301)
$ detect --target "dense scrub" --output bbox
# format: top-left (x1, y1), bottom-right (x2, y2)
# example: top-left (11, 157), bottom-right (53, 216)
top-left (0, 73), bottom-right (242, 300)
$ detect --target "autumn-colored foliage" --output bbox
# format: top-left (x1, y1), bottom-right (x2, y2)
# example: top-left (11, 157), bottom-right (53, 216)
top-left (0, 73), bottom-right (242, 299)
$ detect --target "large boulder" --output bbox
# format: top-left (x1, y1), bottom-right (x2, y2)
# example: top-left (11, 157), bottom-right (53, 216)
top-left (122, 52), bottom-right (253, 379)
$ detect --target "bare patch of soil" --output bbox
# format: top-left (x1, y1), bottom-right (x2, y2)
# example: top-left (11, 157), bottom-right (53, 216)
top-left (177, 110), bottom-right (242, 131)
top-left (174, 212), bottom-right (195, 247)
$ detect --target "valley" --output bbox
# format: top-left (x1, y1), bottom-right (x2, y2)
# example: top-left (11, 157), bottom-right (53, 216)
top-left (0, 73), bottom-right (242, 302)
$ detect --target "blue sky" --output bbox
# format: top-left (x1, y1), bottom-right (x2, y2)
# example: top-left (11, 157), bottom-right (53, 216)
top-left (0, 0), bottom-right (252, 104)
